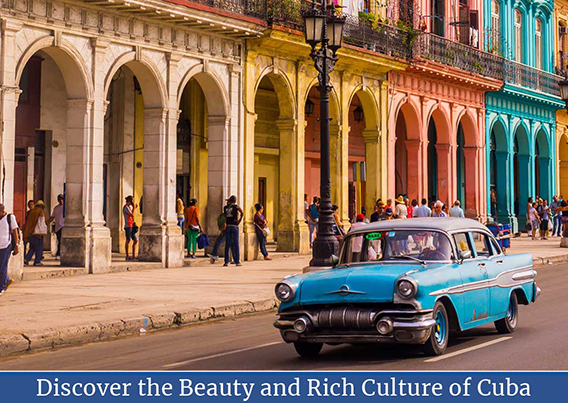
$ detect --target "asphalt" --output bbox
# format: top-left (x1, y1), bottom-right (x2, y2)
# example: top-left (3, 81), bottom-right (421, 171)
top-left (1, 261), bottom-right (566, 371)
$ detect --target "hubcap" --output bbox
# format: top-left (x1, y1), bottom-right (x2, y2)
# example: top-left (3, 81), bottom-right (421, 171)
top-left (435, 310), bottom-right (446, 346)
top-left (507, 297), bottom-right (517, 325)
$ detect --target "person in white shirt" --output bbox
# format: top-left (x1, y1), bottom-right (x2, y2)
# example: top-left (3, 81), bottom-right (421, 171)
top-left (394, 196), bottom-right (408, 219)
top-left (432, 201), bottom-right (448, 217)
top-left (48, 194), bottom-right (65, 259)
top-left (0, 203), bottom-right (20, 296)
top-left (412, 198), bottom-right (432, 218)
top-left (449, 200), bottom-right (465, 218)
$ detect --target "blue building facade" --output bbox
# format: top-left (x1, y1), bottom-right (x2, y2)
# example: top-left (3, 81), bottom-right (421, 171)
top-left (484, 0), bottom-right (563, 232)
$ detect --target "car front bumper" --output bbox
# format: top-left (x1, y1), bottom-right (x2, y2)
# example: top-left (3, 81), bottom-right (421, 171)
top-left (274, 308), bottom-right (435, 345)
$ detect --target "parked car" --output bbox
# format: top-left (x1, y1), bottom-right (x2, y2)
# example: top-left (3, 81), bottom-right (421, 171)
top-left (274, 218), bottom-right (540, 357)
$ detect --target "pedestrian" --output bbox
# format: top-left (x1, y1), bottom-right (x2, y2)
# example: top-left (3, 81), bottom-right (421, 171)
top-left (184, 198), bottom-right (202, 259)
top-left (432, 201), bottom-right (447, 217)
top-left (371, 200), bottom-right (385, 222)
top-left (0, 203), bottom-right (20, 296)
top-left (386, 199), bottom-right (393, 210)
top-left (47, 194), bottom-right (65, 259)
top-left (551, 196), bottom-right (562, 237)
top-left (304, 194), bottom-right (310, 224)
top-left (442, 204), bottom-right (449, 216)
top-left (176, 194), bottom-right (185, 230)
top-left (307, 196), bottom-right (319, 248)
top-left (449, 200), bottom-right (465, 218)
top-left (254, 203), bottom-right (272, 260)
top-left (348, 213), bottom-right (366, 261)
top-left (123, 195), bottom-right (138, 261)
top-left (538, 199), bottom-right (549, 240)
top-left (526, 197), bottom-right (534, 235)
top-left (406, 198), bottom-right (414, 218)
top-left (412, 198), bottom-right (431, 218)
top-left (528, 202), bottom-right (540, 240)
top-left (23, 200), bottom-right (47, 266)
top-left (223, 195), bottom-right (243, 267)
top-left (490, 189), bottom-right (498, 218)
top-left (394, 196), bottom-right (407, 219)
top-left (384, 207), bottom-right (394, 220)
top-left (562, 200), bottom-right (568, 237)
top-left (210, 201), bottom-right (229, 263)
top-left (23, 199), bottom-right (34, 254)
top-left (332, 205), bottom-right (345, 236)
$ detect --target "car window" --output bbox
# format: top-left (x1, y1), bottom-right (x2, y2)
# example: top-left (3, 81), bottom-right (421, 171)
top-left (472, 232), bottom-right (493, 257)
top-left (453, 233), bottom-right (474, 259)
top-left (490, 237), bottom-right (503, 255)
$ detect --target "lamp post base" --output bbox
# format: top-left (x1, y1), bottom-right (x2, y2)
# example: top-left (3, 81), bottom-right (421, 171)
top-left (309, 234), bottom-right (340, 267)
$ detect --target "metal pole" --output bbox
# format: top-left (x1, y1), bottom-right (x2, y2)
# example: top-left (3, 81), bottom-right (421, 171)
top-left (310, 0), bottom-right (340, 266)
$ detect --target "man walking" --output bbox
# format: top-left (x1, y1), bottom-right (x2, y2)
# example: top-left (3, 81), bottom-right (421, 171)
top-left (209, 203), bottom-right (228, 264)
top-left (432, 201), bottom-right (447, 217)
top-left (412, 198), bottom-right (432, 218)
top-left (176, 194), bottom-right (185, 229)
top-left (449, 200), bottom-right (465, 218)
top-left (0, 204), bottom-right (20, 296)
top-left (223, 195), bottom-right (243, 267)
top-left (47, 194), bottom-right (65, 259)
top-left (307, 196), bottom-right (319, 247)
top-left (551, 196), bottom-right (562, 237)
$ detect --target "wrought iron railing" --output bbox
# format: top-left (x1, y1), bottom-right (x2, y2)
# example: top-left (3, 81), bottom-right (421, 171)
top-left (504, 59), bottom-right (562, 97)
top-left (416, 33), bottom-right (504, 81)
top-left (188, 0), bottom-right (267, 19)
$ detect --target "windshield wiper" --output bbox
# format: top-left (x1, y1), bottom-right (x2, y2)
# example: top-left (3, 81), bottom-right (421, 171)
top-left (389, 255), bottom-right (426, 265)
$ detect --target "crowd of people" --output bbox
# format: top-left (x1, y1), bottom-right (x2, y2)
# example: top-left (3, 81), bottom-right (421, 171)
top-left (525, 196), bottom-right (567, 241)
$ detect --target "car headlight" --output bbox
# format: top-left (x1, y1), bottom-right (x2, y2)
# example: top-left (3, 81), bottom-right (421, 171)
top-left (396, 277), bottom-right (417, 299)
top-left (275, 282), bottom-right (295, 302)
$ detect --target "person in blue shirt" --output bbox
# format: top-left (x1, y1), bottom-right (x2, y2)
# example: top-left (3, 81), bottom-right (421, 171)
top-left (307, 197), bottom-right (319, 248)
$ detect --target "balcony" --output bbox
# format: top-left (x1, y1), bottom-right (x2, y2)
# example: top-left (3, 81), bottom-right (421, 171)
top-left (504, 60), bottom-right (562, 97)
top-left (416, 33), bottom-right (504, 81)
top-left (186, 0), bottom-right (267, 19)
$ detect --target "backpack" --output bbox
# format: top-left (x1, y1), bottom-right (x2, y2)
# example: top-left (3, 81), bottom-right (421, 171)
top-left (217, 213), bottom-right (226, 230)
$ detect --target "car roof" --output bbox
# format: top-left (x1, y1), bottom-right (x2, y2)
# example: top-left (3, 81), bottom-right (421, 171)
top-left (348, 217), bottom-right (489, 235)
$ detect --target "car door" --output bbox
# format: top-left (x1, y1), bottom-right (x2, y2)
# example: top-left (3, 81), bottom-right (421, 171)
top-left (454, 232), bottom-right (490, 326)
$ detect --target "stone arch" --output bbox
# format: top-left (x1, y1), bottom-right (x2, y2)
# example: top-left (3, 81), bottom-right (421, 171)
top-left (456, 109), bottom-right (479, 147)
top-left (15, 36), bottom-right (92, 99)
top-left (488, 115), bottom-right (509, 152)
top-left (304, 77), bottom-right (341, 123)
top-left (535, 128), bottom-right (552, 200)
top-left (456, 110), bottom-right (480, 215)
top-left (513, 123), bottom-right (531, 226)
top-left (488, 117), bottom-right (510, 221)
top-left (104, 52), bottom-right (166, 109)
top-left (254, 66), bottom-right (296, 120)
top-left (347, 85), bottom-right (379, 131)
top-left (177, 63), bottom-right (230, 118)
top-left (428, 106), bottom-right (452, 144)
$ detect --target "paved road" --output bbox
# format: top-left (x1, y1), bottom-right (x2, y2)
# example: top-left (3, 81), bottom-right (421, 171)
top-left (1, 262), bottom-right (567, 371)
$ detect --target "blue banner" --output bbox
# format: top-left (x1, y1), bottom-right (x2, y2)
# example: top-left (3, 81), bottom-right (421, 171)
top-left (0, 372), bottom-right (566, 401)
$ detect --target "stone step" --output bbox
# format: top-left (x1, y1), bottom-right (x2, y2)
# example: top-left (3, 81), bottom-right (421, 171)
top-left (22, 266), bottom-right (87, 281)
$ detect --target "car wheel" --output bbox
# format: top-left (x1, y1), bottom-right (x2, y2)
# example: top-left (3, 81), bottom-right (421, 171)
top-left (495, 292), bottom-right (518, 334)
top-left (293, 342), bottom-right (323, 357)
top-left (423, 301), bottom-right (449, 356)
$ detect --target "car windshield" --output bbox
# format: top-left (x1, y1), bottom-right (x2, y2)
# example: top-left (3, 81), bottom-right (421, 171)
top-left (341, 229), bottom-right (454, 264)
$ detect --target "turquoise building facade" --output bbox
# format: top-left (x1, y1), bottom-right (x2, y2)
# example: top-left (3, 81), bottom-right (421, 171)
top-left (484, 0), bottom-right (564, 232)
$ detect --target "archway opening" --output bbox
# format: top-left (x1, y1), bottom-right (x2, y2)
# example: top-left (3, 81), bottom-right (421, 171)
top-left (15, 46), bottom-right (89, 266)
top-left (427, 118), bottom-right (438, 202)
top-left (513, 124), bottom-right (530, 229)
top-left (395, 111), bottom-right (408, 198)
top-left (489, 119), bottom-right (508, 221)
top-left (535, 129), bottom-right (551, 202)
top-left (347, 93), bottom-right (367, 219)
top-left (456, 113), bottom-right (479, 217)
top-left (559, 134), bottom-right (568, 198)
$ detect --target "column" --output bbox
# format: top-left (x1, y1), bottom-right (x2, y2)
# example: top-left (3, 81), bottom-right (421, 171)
top-left (435, 143), bottom-right (452, 205)
top-left (329, 123), bottom-right (344, 216)
top-left (138, 107), bottom-right (183, 266)
top-left (463, 146), bottom-right (481, 218)
top-left (405, 139), bottom-right (422, 202)
top-left (243, 109), bottom-right (257, 260)
top-left (363, 130), bottom-right (381, 216)
top-left (276, 118), bottom-right (300, 252)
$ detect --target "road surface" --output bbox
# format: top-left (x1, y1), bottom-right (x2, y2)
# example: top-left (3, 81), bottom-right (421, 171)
top-left (1, 262), bottom-right (567, 370)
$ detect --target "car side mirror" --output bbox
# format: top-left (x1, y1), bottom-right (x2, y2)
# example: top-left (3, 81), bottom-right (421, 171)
top-left (458, 249), bottom-right (472, 261)
top-left (330, 254), bottom-right (340, 267)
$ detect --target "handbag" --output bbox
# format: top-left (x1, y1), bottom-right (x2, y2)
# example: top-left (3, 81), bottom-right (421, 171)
top-left (255, 222), bottom-right (270, 237)
top-left (187, 208), bottom-right (200, 232)
top-left (34, 215), bottom-right (48, 235)
top-left (197, 233), bottom-right (210, 249)
top-left (132, 223), bottom-right (139, 234)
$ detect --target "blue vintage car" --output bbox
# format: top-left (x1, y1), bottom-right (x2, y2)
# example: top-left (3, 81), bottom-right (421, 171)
top-left (274, 218), bottom-right (540, 357)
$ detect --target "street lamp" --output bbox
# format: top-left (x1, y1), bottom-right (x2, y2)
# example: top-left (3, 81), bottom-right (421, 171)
top-left (556, 60), bottom-right (568, 244)
top-left (303, 0), bottom-right (345, 267)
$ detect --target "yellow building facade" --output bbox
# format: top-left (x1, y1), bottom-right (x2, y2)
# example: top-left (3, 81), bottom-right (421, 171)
top-left (242, 24), bottom-right (408, 259)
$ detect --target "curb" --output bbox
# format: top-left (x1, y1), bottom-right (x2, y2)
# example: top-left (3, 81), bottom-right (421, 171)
top-left (0, 298), bottom-right (279, 359)
top-left (532, 254), bottom-right (568, 268)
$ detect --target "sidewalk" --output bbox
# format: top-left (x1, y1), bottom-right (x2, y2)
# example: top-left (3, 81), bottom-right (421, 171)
top-left (1, 236), bottom-right (567, 359)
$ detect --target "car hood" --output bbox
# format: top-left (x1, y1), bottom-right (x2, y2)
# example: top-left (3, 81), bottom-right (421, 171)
top-left (299, 263), bottom-right (419, 305)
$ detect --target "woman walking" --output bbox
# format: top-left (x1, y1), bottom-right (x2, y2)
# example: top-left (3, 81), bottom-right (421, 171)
top-left (528, 202), bottom-right (540, 241)
top-left (184, 199), bottom-right (202, 259)
top-left (254, 203), bottom-right (272, 260)
top-left (23, 200), bottom-right (47, 266)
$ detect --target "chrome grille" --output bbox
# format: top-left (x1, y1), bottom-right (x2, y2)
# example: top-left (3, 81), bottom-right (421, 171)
top-left (317, 307), bottom-right (374, 330)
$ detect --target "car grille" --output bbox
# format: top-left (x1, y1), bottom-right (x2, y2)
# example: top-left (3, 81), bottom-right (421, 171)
top-left (317, 307), bottom-right (375, 330)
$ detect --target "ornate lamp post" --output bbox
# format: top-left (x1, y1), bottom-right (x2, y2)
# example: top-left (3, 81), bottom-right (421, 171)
top-left (303, 1), bottom-right (345, 266)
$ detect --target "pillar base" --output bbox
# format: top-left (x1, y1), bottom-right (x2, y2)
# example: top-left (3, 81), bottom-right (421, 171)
top-left (560, 237), bottom-right (568, 248)
top-left (138, 224), bottom-right (184, 267)
top-left (295, 221), bottom-right (310, 255)
top-left (61, 225), bottom-right (111, 273)
top-left (244, 226), bottom-right (258, 261)
top-left (276, 229), bottom-right (295, 252)
top-left (110, 227), bottom-right (127, 254)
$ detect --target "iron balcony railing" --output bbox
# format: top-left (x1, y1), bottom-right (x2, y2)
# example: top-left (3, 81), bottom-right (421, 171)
top-left (188, 0), bottom-right (267, 19)
top-left (504, 59), bottom-right (562, 97)
top-left (416, 33), bottom-right (504, 81)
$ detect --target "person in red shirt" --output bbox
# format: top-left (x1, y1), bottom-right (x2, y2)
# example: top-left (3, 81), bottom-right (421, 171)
top-left (123, 196), bottom-right (138, 260)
